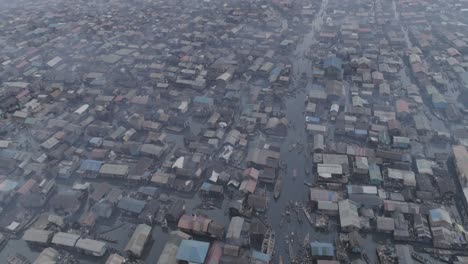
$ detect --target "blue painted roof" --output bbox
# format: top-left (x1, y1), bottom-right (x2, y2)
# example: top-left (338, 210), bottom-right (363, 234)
top-left (176, 240), bottom-right (209, 263)
top-left (193, 96), bottom-right (214, 106)
top-left (0, 179), bottom-right (18, 192)
top-left (430, 209), bottom-right (442, 220)
top-left (252, 250), bottom-right (271, 262)
top-left (270, 67), bottom-right (282, 76)
top-left (310, 241), bottom-right (335, 257)
top-left (369, 163), bottom-right (382, 181)
top-left (200, 182), bottom-right (213, 192)
top-left (354, 129), bottom-right (368, 135)
top-left (0, 149), bottom-right (17, 159)
top-left (324, 57), bottom-right (343, 69)
top-left (79, 159), bottom-right (103, 172)
top-left (430, 208), bottom-right (451, 223)
top-left (306, 116), bottom-right (321, 123)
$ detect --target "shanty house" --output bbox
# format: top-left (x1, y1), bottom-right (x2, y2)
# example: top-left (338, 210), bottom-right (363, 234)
top-left (175, 239), bottom-right (210, 264)
top-left (22, 229), bottom-right (54, 245)
top-left (323, 56), bottom-right (343, 80)
top-left (125, 224), bottom-right (152, 258)
top-left (75, 238), bottom-right (107, 257)
top-left (118, 197), bottom-right (146, 216)
top-left (51, 232), bottom-right (80, 249)
top-left (339, 200), bottom-right (361, 231)
top-left (99, 164), bottom-right (129, 178)
top-left (310, 241), bottom-right (335, 259)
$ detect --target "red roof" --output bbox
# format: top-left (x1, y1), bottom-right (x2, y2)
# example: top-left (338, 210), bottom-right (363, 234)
top-left (205, 241), bottom-right (222, 264)
top-left (17, 179), bottom-right (37, 195)
top-left (396, 99), bottom-right (410, 113)
top-left (178, 214), bottom-right (211, 233)
top-left (243, 168), bottom-right (259, 180)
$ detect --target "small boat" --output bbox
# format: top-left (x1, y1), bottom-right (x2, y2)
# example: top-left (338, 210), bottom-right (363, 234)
top-left (303, 205), bottom-right (314, 225)
top-left (261, 229), bottom-right (276, 256)
top-left (297, 146), bottom-right (303, 153)
top-left (303, 232), bottom-right (310, 247)
top-left (279, 160), bottom-right (287, 169)
top-left (161, 219), bottom-right (168, 230)
top-left (294, 201), bottom-right (300, 215)
top-left (279, 255), bottom-right (284, 264)
top-left (201, 204), bottom-right (215, 210)
top-left (292, 169), bottom-right (297, 180)
top-left (288, 233), bottom-right (296, 263)
top-left (274, 176), bottom-right (283, 199)
top-left (305, 167), bottom-right (310, 175)
top-left (288, 242), bottom-right (295, 261)
top-left (304, 181), bottom-right (313, 187)
top-left (362, 252), bottom-right (371, 264)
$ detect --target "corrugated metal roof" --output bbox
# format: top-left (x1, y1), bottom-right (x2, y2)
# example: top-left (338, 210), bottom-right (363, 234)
top-left (318, 164), bottom-right (343, 175)
top-left (252, 250), bottom-right (271, 262)
top-left (309, 188), bottom-right (340, 202)
top-left (79, 159), bottom-right (103, 172)
top-left (193, 96), bottom-right (213, 106)
top-left (118, 197), bottom-right (145, 214)
top-left (176, 239), bottom-right (209, 263)
top-left (156, 231), bottom-right (192, 264)
top-left (368, 163), bottom-right (382, 182)
top-left (429, 208), bottom-right (452, 224)
top-left (22, 229), bottom-right (53, 243)
top-left (324, 56), bottom-right (343, 69)
top-left (339, 199), bottom-right (361, 229)
top-left (105, 254), bottom-right (125, 264)
top-left (125, 224), bottom-right (152, 257)
top-left (75, 238), bottom-right (107, 255)
top-left (226, 217), bottom-right (244, 240)
top-left (0, 179), bottom-right (18, 192)
top-left (310, 241), bottom-right (335, 257)
top-left (99, 164), bottom-right (128, 176)
top-left (51, 232), bottom-right (80, 247)
top-left (34, 247), bottom-right (59, 264)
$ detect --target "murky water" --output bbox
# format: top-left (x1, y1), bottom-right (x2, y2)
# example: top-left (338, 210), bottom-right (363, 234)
top-left (0, 0), bottom-right (390, 263)
top-left (264, 0), bottom-right (347, 262)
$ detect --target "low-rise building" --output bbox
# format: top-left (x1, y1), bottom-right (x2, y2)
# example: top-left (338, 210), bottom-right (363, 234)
top-left (125, 224), bottom-right (152, 258)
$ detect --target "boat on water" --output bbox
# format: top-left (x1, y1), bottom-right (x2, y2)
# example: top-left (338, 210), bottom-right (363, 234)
top-left (279, 255), bottom-right (283, 264)
top-left (362, 252), bottom-right (370, 264)
top-left (288, 242), bottom-right (294, 261)
top-left (288, 234), bottom-right (296, 263)
top-left (303, 232), bottom-right (310, 247)
top-left (274, 176), bottom-right (283, 199)
top-left (292, 169), bottom-right (297, 180)
top-left (303, 181), bottom-right (313, 187)
top-left (303, 205), bottom-right (314, 225)
top-left (261, 229), bottom-right (276, 256)
top-left (294, 201), bottom-right (301, 215)
top-left (161, 218), bottom-right (168, 230)
top-left (305, 166), bottom-right (310, 175)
